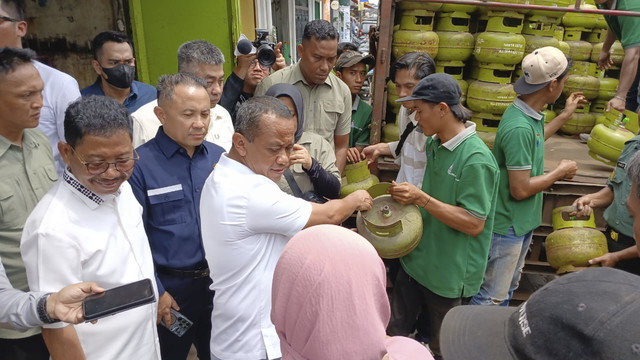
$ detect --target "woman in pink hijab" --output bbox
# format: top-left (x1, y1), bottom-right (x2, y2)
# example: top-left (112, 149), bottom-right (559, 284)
top-left (271, 224), bottom-right (434, 360)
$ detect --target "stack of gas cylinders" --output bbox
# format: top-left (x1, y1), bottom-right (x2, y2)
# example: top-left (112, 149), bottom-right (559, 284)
top-left (383, 0), bottom-right (626, 148)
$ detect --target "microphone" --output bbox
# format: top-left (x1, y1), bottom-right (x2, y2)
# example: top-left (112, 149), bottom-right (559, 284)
top-left (237, 38), bottom-right (253, 55)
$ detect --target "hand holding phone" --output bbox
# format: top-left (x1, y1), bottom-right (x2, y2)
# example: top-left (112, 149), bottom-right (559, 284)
top-left (82, 279), bottom-right (156, 322)
top-left (160, 308), bottom-right (193, 337)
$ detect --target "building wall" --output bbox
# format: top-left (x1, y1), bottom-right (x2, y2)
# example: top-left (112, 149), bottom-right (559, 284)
top-left (22, 0), bottom-right (122, 88)
top-left (128, 0), bottom-right (240, 86)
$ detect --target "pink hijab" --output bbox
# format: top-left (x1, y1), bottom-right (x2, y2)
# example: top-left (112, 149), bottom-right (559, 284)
top-left (271, 224), bottom-right (434, 360)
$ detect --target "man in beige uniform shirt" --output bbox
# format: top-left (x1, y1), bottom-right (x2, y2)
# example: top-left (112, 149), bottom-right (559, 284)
top-left (0, 48), bottom-right (56, 359)
top-left (255, 20), bottom-right (351, 172)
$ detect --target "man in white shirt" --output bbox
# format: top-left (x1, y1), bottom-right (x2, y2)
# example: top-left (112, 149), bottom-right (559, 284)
top-left (363, 52), bottom-right (436, 187)
top-left (200, 96), bottom-right (373, 360)
top-left (132, 40), bottom-right (234, 151)
top-left (0, 0), bottom-right (81, 175)
top-left (21, 95), bottom-right (161, 360)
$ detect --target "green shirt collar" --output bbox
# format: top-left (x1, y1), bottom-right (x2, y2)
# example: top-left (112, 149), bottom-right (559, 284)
top-left (513, 97), bottom-right (544, 121)
top-left (433, 121), bottom-right (477, 151)
top-left (352, 95), bottom-right (360, 112)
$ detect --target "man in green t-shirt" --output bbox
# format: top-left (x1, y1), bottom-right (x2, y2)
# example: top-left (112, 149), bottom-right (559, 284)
top-left (470, 47), bottom-right (585, 307)
top-left (334, 50), bottom-right (375, 164)
top-left (595, 0), bottom-right (640, 112)
top-left (387, 73), bottom-right (499, 357)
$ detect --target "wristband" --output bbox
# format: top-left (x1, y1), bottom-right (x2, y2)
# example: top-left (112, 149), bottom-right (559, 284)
top-left (614, 95), bottom-right (626, 102)
top-left (421, 195), bottom-right (431, 209)
top-left (37, 293), bottom-right (60, 324)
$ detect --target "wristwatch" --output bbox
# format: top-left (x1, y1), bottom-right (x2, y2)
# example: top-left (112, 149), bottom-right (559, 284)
top-left (37, 293), bottom-right (60, 324)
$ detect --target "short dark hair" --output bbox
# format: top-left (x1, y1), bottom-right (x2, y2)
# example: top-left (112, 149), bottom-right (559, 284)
top-left (337, 42), bottom-right (358, 57)
top-left (235, 96), bottom-right (292, 142)
top-left (177, 40), bottom-right (225, 73)
top-left (64, 95), bottom-right (132, 147)
top-left (390, 52), bottom-right (436, 83)
top-left (156, 72), bottom-right (207, 104)
top-left (91, 31), bottom-right (133, 60)
top-left (0, 0), bottom-right (24, 21)
top-left (303, 20), bottom-right (338, 42)
top-left (422, 101), bottom-right (472, 123)
top-left (0, 47), bottom-right (35, 77)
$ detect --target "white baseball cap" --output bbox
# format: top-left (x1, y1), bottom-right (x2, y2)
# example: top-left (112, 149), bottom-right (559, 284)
top-left (514, 46), bottom-right (570, 95)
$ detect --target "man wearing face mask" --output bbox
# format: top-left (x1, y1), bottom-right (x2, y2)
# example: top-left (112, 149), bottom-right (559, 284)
top-left (81, 31), bottom-right (156, 113)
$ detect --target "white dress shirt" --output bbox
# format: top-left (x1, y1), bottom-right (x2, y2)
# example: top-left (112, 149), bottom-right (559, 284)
top-left (33, 61), bottom-right (81, 175)
top-left (21, 170), bottom-right (161, 360)
top-left (387, 106), bottom-right (429, 187)
top-left (131, 100), bottom-right (234, 151)
top-left (200, 154), bottom-right (312, 360)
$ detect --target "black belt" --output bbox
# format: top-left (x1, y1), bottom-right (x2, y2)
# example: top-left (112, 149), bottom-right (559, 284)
top-left (156, 264), bottom-right (210, 279)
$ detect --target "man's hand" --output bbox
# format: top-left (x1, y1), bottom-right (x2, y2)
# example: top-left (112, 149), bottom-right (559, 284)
top-left (607, 96), bottom-right (626, 112)
top-left (290, 144), bottom-right (313, 170)
top-left (272, 42), bottom-right (286, 72)
top-left (47, 282), bottom-right (104, 324)
top-left (388, 180), bottom-right (424, 205)
top-left (362, 143), bottom-right (386, 164)
top-left (344, 189), bottom-right (373, 212)
top-left (597, 49), bottom-right (614, 70)
top-left (157, 291), bottom-right (180, 325)
top-left (346, 147), bottom-right (364, 164)
top-left (572, 195), bottom-right (595, 217)
top-left (562, 92), bottom-right (588, 115)
top-left (589, 252), bottom-right (619, 267)
top-left (556, 159), bottom-right (578, 180)
top-left (234, 54), bottom-right (256, 80)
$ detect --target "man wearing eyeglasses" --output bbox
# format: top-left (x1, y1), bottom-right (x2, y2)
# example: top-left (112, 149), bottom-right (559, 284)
top-left (219, 43), bottom-right (286, 121)
top-left (0, 0), bottom-right (80, 176)
top-left (21, 95), bottom-right (161, 360)
top-left (128, 73), bottom-right (225, 360)
top-left (81, 31), bottom-right (156, 113)
top-left (0, 47), bottom-right (56, 360)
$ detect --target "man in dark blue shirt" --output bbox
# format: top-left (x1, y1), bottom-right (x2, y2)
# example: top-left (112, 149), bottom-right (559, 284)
top-left (129, 73), bottom-right (224, 360)
top-left (81, 31), bottom-right (156, 113)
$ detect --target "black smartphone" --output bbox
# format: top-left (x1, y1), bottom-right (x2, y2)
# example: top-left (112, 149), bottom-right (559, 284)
top-left (83, 278), bottom-right (156, 322)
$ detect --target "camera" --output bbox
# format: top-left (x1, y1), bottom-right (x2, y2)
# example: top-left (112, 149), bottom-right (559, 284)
top-left (252, 29), bottom-right (276, 68)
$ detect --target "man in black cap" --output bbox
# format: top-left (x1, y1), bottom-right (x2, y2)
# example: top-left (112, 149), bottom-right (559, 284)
top-left (441, 267), bottom-right (640, 360)
top-left (387, 73), bottom-right (500, 357)
top-left (334, 50), bottom-right (375, 163)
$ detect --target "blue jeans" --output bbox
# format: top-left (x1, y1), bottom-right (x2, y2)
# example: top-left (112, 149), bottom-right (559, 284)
top-left (469, 228), bottom-right (533, 306)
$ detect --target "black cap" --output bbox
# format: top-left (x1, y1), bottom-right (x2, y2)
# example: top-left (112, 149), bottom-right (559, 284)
top-left (441, 267), bottom-right (640, 360)
top-left (396, 73), bottom-right (461, 105)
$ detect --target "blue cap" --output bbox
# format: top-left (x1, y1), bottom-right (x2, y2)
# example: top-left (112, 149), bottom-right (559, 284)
top-left (396, 73), bottom-right (461, 105)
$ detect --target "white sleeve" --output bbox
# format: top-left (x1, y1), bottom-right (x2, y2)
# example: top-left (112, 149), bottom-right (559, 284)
top-left (21, 229), bottom-right (82, 329)
top-left (54, 76), bottom-right (81, 146)
top-left (245, 182), bottom-right (312, 238)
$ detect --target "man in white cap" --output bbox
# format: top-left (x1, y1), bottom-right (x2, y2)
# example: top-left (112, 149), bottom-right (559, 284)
top-left (470, 47), bottom-right (586, 307)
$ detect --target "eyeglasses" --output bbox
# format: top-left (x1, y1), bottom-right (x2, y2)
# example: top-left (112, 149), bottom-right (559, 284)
top-left (250, 59), bottom-right (271, 71)
top-left (71, 147), bottom-right (139, 175)
top-left (0, 15), bottom-right (18, 23)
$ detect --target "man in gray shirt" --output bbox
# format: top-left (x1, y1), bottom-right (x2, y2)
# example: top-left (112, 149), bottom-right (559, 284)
top-left (0, 256), bottom-right (103, 330)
